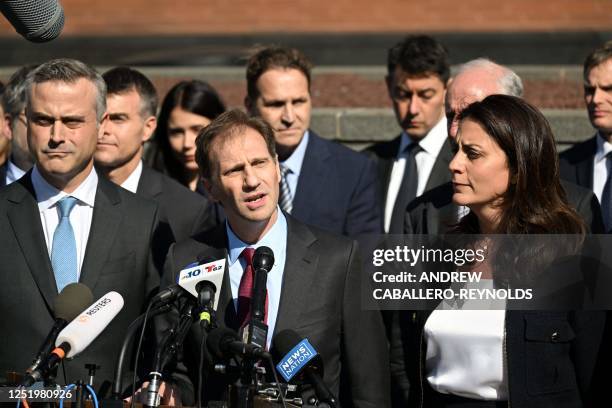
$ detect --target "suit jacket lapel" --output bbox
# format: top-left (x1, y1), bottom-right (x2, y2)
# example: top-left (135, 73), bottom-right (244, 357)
top-left (7, 174), bottom-right (57, 308)
top-left (79, 178), bottom-right (122, 291)
top-left (136, 166), bottom-right (163, 200)
top-left (576, 140), bottom-right (595, 189)
top-left (291, 132), bottom-right (331, 223)
top-left (273, 217), bottom-right (318, 336)
top-left (375, 136), bottom-right (401, 207)
top-left (425, 138), bottom-right (453, 192)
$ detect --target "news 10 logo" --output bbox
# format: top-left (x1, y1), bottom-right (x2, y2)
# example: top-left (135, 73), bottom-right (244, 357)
top-left (179, 262), bottom-right (223, 281)
top-left (276, 339), bottom-right (317, 381)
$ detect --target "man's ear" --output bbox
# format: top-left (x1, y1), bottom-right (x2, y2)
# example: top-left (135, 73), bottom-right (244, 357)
top-left (245, 95), bottom-right (257, 115)
top-left (142, 116), bottom-right (157, 143)
top-left (202, 177), bottom-right (219, 202)
top-left (97, 112), bottom-right (109, 138)
top-left (3, 114), bottom-right (12, 141)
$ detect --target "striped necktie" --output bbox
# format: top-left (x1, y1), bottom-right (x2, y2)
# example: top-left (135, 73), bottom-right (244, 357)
top-left (279, 164), bottom-right (293, 213)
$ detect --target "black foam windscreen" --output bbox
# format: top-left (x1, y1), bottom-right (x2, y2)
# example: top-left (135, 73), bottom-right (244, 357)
top-left (53, 283), bottom-right (93, 321)
top-left (0, 0), bottom-right (64, 42)
top-left (206, 327), bottom-right (239, 360)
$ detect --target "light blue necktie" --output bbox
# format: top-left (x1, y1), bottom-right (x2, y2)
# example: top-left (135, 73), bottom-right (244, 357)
top-left (51, 196), bottom-right (78, 293)
top-left (279, 164), bottom-right (293, 214)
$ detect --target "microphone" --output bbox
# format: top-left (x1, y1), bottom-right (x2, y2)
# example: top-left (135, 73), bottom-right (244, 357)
top-left (152, 258), bottom-right (225, 308)
top-left (272, 330), bottom-right (337, 407)
top-left (241, 246), bottom-right (274, 349)
top-left (25, 283), bottom-right (93, 376)
top-left (207, 327), bottom-right (270, 361)
top-left (0, 0), bottom-right (64, 43)
top-left (22, 291), bottom-right (124, 386)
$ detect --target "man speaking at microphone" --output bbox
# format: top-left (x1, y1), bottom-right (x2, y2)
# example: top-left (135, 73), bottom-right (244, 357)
top-left (161, 109), bottom-right (390, 407)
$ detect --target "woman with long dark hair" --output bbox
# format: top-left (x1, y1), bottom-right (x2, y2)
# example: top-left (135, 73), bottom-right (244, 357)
top-left (148, 80), bottom-right (226, 191)
top-left (391, 95), bottom-right (604, 408)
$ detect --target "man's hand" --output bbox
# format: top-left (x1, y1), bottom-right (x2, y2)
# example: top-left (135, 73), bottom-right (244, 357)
top-left (125, 381), bottom-right (182, 406)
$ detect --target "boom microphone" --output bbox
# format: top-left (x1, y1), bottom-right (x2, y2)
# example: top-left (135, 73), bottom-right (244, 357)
top-left (22, 291), bottom-right (124, 386)
top-left (272, 330), bottom-right (337, 407)
top-left (25, 283), bottom-right (93, 376)
top-left (0, 0), bottom-right (65, 43)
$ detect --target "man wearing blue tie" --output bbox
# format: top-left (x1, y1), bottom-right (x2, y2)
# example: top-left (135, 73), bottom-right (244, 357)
top-left (0, 59), bottom-right (160, 389)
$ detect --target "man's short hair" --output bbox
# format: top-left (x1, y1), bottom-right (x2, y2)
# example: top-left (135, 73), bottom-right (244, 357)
top-left (584, 41), bottom-right (612, 81)
top-left (195, 108), bottom-right (277, 179)
top-left (25, 58), bottom-right (107, 122)
top-left (2, 65), bottom-right (37, 128)
top-left (387, 35), bottom-right (450, 83)
top-left (103, 66), bottom-right (158, 118)
top-left (455, 58), bottom-right (524, 97)
top-left (246, 46), bottom-right (313, 100)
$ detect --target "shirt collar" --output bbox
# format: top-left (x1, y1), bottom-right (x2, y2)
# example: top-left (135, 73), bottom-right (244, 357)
top-left (226, 208), bottom-right (287, 266)
top-left (399, 116), bottom-right (448, 158)
top-left (6, 160), bottom-right (26, 183)
top-left (595, 131), bottom-right (612, 162)
top-left (32, 165), bottom-right (98, 211)
top-left (280, 130), bottom-right (309, 176)
top-left (120, 161), bottom-right (143, 194)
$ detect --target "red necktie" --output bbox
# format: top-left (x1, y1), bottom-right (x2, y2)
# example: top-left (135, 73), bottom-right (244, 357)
top-left (237, 248), bottom-right (269, 327)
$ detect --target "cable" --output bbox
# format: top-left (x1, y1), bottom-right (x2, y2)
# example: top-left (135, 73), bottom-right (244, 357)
top-left (197, 333), bottom-right (206, 408)
top-left (59, 383), bottom-right (98, 408)
top-left (85, 384), bottom-right (99, 408)
top-left (130, 300), bottom-right (154, 408)
top-left (266, 355), bottom-right (288, 408)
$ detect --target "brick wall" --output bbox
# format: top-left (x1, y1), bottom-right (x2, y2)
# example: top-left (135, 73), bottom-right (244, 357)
top-left (0, 0), bottom-right (610, 36)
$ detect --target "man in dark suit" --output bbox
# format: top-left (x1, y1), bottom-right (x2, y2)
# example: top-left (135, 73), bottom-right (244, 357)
top-left (405, 58), bottom-right (604, 234)
top-left (0, 65), bottom-right (37, 187)
top-left (95, 67), bottom-right (214, 270)
top-left (367, 35), bottom-right (454, 233)
top-left (560, 42), bottom-right (612, 230)
top-left (162, 109), bottom-right (390, 407)
top-left (244, 46), bottom-right (382, 237)
top-left (0, 59), bottom-right (160, 388)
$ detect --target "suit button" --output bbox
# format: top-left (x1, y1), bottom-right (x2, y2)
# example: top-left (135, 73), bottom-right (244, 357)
top-left (550, 331), bottom-right (560, 342)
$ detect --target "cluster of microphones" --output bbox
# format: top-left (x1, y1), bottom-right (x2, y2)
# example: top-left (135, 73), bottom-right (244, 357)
top-left (17, 246), bottom-right (336, 408)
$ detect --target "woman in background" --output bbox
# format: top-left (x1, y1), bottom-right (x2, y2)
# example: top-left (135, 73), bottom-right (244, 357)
top-left (148, 80), bottom-right (226, 191)
top-left (390, 95), bottom-right (605, 408)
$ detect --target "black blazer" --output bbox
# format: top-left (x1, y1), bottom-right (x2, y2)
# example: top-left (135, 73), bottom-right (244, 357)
top-left (0, 162), bottom-right (6, 188)
top-left (559, 136), bottom-right (597, 190)
top-left (291, 131), bottom-right (382, 236)
top-left (0, 173), bottom-right (160, 388)
top-left (136, 166), bottom-right (216, 271)
top-left (390, 309), bottom-right (606, 408)
top-left (161, 215), bottom-right (391, 407)
top-left (367, 135), bottom-right (455, 211)
top-left (405, 180), bottom-right (605, 234)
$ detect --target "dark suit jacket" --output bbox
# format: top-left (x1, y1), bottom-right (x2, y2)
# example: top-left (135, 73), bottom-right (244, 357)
top-left (390, 309), bottom-right (605, 407)
top-left (0, 162), bottom-right (6, 188)
top-left (0, 173), bottom-right (160, 388)
top-left (290, 131), bottom-right (382, 236)
top-left (559, 136), bottom-right (597, 190)
top-left (366, 135), bottom-right (454, 211)
top-left (136, 166), bottom-right (215, 271)
top-left (161, 216), bottom-right (390, 407)
top-left (405, 180), bottom-right (605, 234)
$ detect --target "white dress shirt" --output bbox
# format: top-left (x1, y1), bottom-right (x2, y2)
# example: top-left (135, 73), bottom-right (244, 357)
top-left (424, 280), bottom-right (508, 401)
top-left (31, 166), bottom-right (98, 279)
top-left (120, 160), bottom-right (143, 194)
top-left (5, 160), bottom-right (26, 185)
top-left (384, 117), bottom-right (448, 232)
top-left (593, 132), bottom-right (612, 203)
